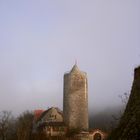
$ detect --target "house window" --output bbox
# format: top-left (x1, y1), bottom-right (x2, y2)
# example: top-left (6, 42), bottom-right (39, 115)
top-left (47, 127), bottom-right (51, 131)
top-left (59, 127), bottom-right (64, 131)
top-left (53, 127), bottom-right (58, 131)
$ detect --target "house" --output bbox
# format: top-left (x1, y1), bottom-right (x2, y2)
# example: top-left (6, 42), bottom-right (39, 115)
top-left (32, 107), bottom-right (67, 137)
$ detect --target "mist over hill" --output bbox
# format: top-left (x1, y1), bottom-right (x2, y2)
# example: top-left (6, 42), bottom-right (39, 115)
top-left (89, 105), bottom-right (125, 131)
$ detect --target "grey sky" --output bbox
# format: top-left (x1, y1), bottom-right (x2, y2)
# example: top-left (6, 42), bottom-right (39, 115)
top-left (0, 0), bottom-right (140, 115)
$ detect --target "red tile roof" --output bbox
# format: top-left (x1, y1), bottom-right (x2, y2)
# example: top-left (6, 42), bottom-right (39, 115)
top-left (34, 109), bottom-right (44, 121)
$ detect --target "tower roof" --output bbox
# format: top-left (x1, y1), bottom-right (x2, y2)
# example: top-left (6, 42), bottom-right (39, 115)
top-left (70, 64), bottom-right (80, 73)
top-left (70, 64), bottom-right (87, 76)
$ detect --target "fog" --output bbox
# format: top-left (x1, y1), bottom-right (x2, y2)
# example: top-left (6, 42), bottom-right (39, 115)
top-left (0, 0), bottom-right (140, 115)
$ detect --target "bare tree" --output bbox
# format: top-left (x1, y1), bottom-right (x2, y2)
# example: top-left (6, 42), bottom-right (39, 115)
top-left (16, 111), bottom-right (33, 140)
top-left (0, 111), bottom-right (11, 140)
top-left (118, 92), bottom-right (129, 105)
top-left (110, 92), bottom-right (130, 130)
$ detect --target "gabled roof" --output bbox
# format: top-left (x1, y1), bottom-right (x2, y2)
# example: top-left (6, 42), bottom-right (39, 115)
top-left (35, 107), bottom-right (63, 123)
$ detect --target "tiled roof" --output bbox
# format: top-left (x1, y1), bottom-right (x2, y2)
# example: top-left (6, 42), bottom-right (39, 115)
top-left (34, 109), bottom-right (44, 121)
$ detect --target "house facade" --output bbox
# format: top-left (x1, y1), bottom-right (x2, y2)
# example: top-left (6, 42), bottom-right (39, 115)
top-left (32, 107), bottom-right (67, 137)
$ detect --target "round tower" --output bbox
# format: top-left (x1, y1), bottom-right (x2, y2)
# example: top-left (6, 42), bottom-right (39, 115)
top-left (63, 64), bottom-right (88, 131)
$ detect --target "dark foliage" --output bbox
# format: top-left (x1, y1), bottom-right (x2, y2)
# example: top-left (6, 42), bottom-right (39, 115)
top-left (108, 67), bottom-right (140, 140)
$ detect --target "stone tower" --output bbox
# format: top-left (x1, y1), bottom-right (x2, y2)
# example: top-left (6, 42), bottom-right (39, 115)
top-left (63, 64), bottom-right (88, 131)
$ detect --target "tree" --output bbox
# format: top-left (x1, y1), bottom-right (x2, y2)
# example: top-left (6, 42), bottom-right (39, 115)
top-left (108, 66), bottom-right (140, 140)
top-left (109, 92), bottom-right (130, 130)
top-left (16, 111), bottom-right (33, 140)
top-left (0, 111), bottom-right (12, 140)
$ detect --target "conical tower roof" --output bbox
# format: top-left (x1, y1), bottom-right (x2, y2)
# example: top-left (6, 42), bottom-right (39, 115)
top-left (70, 64), bottom-right (80, 73)
top-left (70, 63), bottom-right (86, 76)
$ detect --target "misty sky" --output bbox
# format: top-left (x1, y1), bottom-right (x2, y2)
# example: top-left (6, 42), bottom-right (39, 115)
top-left (0, 0), bottom-right (140, 115)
